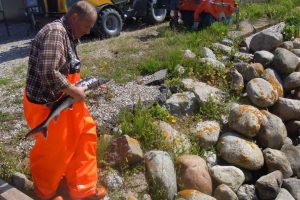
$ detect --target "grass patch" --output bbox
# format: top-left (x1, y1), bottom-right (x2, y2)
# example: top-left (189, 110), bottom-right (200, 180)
top-left (117, 101), bottom-right (168, 151)
top-left (0, 144), bottom-right (20, 182)
top-left (0, 78), bottom-right (11, 86)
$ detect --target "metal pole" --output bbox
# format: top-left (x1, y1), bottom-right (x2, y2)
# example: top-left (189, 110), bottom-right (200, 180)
top-left (236, 0), bottom-right (240, 30)
top-left (0, 0), bottom-right (10, 36)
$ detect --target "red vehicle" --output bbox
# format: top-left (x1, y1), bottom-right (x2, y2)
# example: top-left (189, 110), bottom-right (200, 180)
top-left (170, 0), bottom-right (237, 29)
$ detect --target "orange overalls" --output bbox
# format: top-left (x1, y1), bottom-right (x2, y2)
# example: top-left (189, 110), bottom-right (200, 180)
top-left (23, 70), bottom-right (98, 199)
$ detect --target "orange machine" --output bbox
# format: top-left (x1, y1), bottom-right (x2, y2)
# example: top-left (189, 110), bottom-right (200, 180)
top-left (170, 0), bottom-right (237, 29)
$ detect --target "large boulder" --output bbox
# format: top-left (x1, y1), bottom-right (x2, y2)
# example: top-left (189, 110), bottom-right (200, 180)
top-left (272, 48), bottom-right (300, 75)
top-left (272, 98), bottom-right (300, 122)
top-left (228, 104), bottom-right (264, 137)
top-left (217, 132), bottom-right (264, 170)
top-left (255, 171), bottom-right (283, 200)
top-left (246, 78), bottom-right (278, 107)
top-left (176, 155), bottom-right (212, 195)
top-left (262, 68), bottom-right (284, 97)
top-left (258, 110), bottom-right (287, 149)
top-left (249, 31), bottom-right (283, 52)
top-left (210, 165), bottom-right (245, 192)
top-left (144, 151), bottom-right (177, 200)
top-left (253, 50), bottom-right (274, 68)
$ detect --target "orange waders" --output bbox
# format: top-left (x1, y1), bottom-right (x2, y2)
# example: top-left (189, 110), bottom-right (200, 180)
top-left (23, 72), bottom-right (98, 200)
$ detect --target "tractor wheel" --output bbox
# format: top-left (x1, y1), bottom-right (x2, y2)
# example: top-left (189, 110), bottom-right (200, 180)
top-left (180, 11), bottom-right (194, 28)
top-left (92, 7), bottom-right (123, 38)
top-left (145, 0), bottom-right (167, 24)
top-left (199, 13), bottom-right (216, 29)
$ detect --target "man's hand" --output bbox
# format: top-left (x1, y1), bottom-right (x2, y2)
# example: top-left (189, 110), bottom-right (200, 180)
top-left (62, 85), bottom-right (86, 102)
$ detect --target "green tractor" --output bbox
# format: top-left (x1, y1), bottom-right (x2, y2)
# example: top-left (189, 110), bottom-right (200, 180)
top-left (42, 0), bottom-right (168, 38)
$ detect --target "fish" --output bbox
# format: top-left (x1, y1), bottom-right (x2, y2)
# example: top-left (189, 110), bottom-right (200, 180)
top-left (25, 77), bottom-right (111, 139)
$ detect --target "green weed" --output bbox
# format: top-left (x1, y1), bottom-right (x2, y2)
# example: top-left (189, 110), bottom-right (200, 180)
top-left (117, 100), bottom-right (166, 151)
top-left (0, 145), bottom-right (19, 182)
top-left (199, 96), bottom-right (227, 122)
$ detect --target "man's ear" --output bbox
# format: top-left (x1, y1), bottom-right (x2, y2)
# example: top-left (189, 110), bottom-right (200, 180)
top-left (70, 13), bottom-right (79, 23)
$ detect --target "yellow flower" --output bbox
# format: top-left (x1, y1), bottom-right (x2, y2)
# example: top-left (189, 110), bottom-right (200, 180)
top-left (171, 119), bottom-right (176, 123)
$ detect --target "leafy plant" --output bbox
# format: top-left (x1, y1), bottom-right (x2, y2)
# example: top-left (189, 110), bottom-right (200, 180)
top-left (283, 15), bottom-right (300, 40)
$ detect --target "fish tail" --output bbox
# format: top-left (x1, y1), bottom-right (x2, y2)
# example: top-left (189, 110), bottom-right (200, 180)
top-left (25, 125), bottom-right (48, 139)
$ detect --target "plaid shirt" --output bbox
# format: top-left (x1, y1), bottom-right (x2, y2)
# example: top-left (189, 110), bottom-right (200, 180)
top-left (25, 17), bottom-right (79, 104)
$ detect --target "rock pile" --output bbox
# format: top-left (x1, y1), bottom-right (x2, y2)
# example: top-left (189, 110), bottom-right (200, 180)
top-left (97, 23), bottom-right (300, 200)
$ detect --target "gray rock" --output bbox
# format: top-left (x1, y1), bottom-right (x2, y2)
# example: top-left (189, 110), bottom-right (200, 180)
top-left (255, 170), bottom-right (283, 200)
top-left (234, 62), bottom-right (263, 82)
top-left (285, 120), bottom-right (300, 138)
top-left (294, 87), bottom-right (300, 100)
top-left (272, 97), bottom-right (300, 121)
top-left (217, 132), bottom-right (264, 170)
top-left (272, 48), bottom-right (300, 75)
top-left (158, 121), bottom-right (191, 154)
top-left (212, 43), bottom-right (232, 54)
top-left (199, 57), bottom-right (225, 69)
top-left (263, 148), bottom-right (293, 178)
top-left (246, 78), bottom-right (278, 107)
top-left (214, 184), bottom-right (238, 200)
top-left (144, 151), bottom-right (177, 200)
top-left (280, 41), bottom-right (294, 50)
top-left (176, 155), bottom-right (212, 195)
top-left (275, 188), bottom-right (295, 200)
top-left (100, 168), bottom-right (124, 191)
top-left (281, 144), bottom-right (300, 178)
top-left (291, 49), bottom-right (300, 57)
top-left (284, 72), bottom-right (300, 91)
top-left (249, 31), bottom-right (283, 52)
top-left (258, 110), bottom-right (287, 149)
top-left (199, 47), bottom-right (216, 60)
top-left (262, 68), bottom-right (284, 97)
top-left (191, 120), bottom-right (220, 148)
top-left (237, 184), bottom-right (258, 200)
top-left (228, 69), bottom-right (244, 92)
top-left (210, 165), bottom-right (245, 192)
top-left (183, 49), bottom-right (196, 59)
top-left (204, 151), bottom-right (218, 168)
top-left (11, 172), bottom-right (34, 192)
top-left (165, 91), bottom-right (199, 117)
top-left (293, 38), bottom-right (300, 49)
top-left (282, 178), bottom-right (300, 200)
top-left (142, 69), bottom-right (168, 86)
top-left (234, 52), bottom-right (254, 62)
top-left (177, 190), bottom-right (216, 200)
top-left (228, 104), bottom-right (264, 137)
top-left (284, 137), bottom-right (293, 145)
top-left (253, 50), bottom-right (274, 68)
top-left (105, 134), bottom-right (144, 167)
top-left (182, 79), bottom-right (225, 103)
top-left (221, 38), bottom-right (234, 47)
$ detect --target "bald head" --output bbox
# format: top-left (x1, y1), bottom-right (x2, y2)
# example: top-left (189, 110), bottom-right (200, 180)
top-left (66, 1), bottom-right (97, 39)
top-left (66, 1), bottom-right (97, 20)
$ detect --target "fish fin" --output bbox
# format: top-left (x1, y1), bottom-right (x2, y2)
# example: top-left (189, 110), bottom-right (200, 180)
top-left (25, 125), bottom-right (48, 139)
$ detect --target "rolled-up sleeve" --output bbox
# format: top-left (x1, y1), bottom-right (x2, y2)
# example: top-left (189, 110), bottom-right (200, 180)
top-left (38, 29), bottom-right (71, 93)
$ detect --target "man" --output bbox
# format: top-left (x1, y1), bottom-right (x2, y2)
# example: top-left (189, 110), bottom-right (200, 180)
top-left (23, 1), bottom-right (107, 199)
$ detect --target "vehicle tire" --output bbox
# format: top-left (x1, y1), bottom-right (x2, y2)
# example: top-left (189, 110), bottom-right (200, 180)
top-left (92, 7), bottom-right (123, 38)
top-left (180, 11), bottom-right (194, 28)
top-left (199, 12), bottom-right (216, 29)
top-left (145, 0), bottom-right (167, 24)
